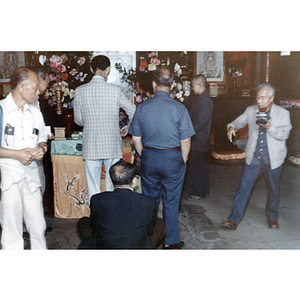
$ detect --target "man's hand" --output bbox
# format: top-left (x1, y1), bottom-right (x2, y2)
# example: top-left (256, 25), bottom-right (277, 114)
top-left (17, 148), bottom-right (35, 166)
top-left (259, 120), bottom-right (271, 130)
top-left (120, 125), bottom-right (128, 137)
top-left (32, 146), bottom-right (45, 161)
top-left (227, 126), bottom-right (236, 143)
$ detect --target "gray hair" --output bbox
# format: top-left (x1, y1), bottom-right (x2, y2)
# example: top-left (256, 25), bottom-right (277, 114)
top-left (256, 83), bottom-right (275, 98)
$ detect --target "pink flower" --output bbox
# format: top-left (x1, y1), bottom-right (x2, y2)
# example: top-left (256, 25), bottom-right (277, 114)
top-left (136, 95), bottom-right (143, 103)
top-left (148, 52), bottom-right (156, 58)
top-left (151, 57), bottom-right (161, 66)
top-left (50, 55), bottom-right (63, 66)
top-left (60, 81), bottom-right (69, 89)
top-left (49, 74), bottom-right (57, 81)
top-left (61, 65), bottom-right (66, 72)
top-left (78, 57), bottom-right (86, 66)
top-left (176, 91), bottom-right (183, 99)
top-left (70, 68), bottom-right (78, 76)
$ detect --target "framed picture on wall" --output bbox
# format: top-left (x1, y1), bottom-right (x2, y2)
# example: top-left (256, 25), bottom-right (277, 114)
top-left (196, 51), bottom-right (224, 82)
top-left (92, 51), bottom-right (136, 102)
top-left (0, 51), bottom-right (25, 82)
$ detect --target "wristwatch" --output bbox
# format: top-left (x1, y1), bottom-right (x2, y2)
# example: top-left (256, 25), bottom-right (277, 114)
top-left (42, 146), bottom-right (47, 154)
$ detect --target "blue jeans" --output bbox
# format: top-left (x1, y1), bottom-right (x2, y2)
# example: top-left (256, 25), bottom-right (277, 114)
top-left (228, 156), bottom-right (282, 225)
top-left (141, 148), bottom-right (186, 245)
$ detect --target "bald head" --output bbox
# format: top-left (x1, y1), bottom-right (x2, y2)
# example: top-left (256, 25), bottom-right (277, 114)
top-left (191, 74), bottom-right (207, 95)
top-left (193, 74), bottom-right (206, 86)
top-left (153, 67), bottom-right (174, 88)
top-left (10, 67), bottom-right (40, 108)
top-left (10, 67), bottom-right (35, 90)
top-left (109, 160), bottom-right (137, 187)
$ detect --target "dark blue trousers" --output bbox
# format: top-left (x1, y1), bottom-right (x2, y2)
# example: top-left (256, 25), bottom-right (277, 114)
top-left (189, 150), bottom-right (209, 197)
top-left (228, 155), bottom-right (282, 226)
top-left (141, 148), bottom-right (186, 245)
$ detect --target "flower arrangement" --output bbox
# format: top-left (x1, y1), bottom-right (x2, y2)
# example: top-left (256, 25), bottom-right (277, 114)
top-left (115, 51), bottom-right (192, 104)
top-left (280, 99), bottom-right (300, 108)
top-left (42, 51), bottom-right (93, 110)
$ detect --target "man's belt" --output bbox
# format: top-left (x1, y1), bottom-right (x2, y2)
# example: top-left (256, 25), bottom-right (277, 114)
top-left (143, 146), bottom-right (181, 151)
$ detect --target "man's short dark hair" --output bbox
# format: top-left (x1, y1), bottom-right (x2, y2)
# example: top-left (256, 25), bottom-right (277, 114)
top-left (31, 65), bottom-right (48, 80)
top-left (109, 160), bottom-right (137, 186)
top-left (153, 67), bottom-right (174, 87)
top-left (10, 67), bottom-right (31, 90)
top-left (91, 55), bottom-right (110, 72)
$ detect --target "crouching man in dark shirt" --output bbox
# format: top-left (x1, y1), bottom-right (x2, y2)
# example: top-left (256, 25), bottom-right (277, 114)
top-left (77, 160), bottom-right (166, 249)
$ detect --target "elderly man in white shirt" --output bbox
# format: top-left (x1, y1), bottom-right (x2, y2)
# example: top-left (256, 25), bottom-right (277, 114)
top-left (0, 67), bottom-right (48, 250)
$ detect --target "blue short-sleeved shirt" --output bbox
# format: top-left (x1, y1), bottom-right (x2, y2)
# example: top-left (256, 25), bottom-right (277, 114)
top-left (129, 91), bottom-right (195, 149)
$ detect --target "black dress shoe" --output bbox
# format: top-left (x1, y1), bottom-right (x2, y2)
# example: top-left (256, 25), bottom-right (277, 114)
top-left (162, 241), bottom-right (185, 249)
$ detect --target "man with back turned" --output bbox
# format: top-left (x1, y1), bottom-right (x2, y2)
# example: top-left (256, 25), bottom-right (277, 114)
top-left (129, 67), bottom-right (195, 249)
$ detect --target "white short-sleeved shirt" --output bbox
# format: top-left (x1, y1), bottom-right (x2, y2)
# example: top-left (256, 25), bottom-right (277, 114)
top-left (0, 93), bottom-right (47, 193)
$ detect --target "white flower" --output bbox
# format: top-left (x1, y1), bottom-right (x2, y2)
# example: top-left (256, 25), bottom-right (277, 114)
top-left (148, 64), bottom-right (156, 71)
top-left (63, 88), bottom-right (70, 97)
top-left (174, 63), bottom-right (181, 72)
top-left (68, 89), bottom-right (75, 99)
top-left (176, 83), bottom-right (182, 91)
top-left (45, 90), bottom-right (52, 97)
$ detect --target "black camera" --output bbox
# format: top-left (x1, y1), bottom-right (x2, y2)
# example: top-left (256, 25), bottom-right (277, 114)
top-left (256, 111), bottom-right (270, 125)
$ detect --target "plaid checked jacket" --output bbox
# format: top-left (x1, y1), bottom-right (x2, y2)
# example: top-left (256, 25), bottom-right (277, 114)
top-left (74, 76), bottom-right (136, 160)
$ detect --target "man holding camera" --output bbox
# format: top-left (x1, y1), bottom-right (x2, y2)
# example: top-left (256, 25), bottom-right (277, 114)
top-left (222, 83), bottom-right (292, 230)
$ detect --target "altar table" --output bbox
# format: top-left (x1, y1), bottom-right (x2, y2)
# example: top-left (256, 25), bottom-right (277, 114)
top-left (51, 137), bottom-right (132, 219)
